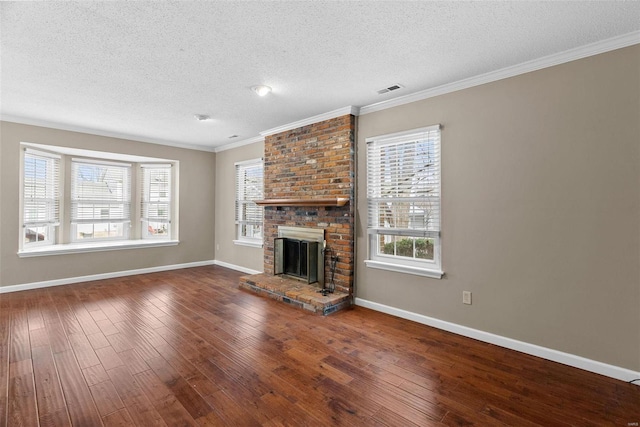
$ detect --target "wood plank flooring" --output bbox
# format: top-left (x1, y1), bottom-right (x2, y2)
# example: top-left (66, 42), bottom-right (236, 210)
top-left (0, 265), bottom-right (637, 426)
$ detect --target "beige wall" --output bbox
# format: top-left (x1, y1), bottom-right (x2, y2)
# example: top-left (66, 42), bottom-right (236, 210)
top-left (356, 45), bottom-right (640, 371)
top-left (214, 141), bottom-right (264, 272)
top-left (0, 122), bottom-right (216, 287)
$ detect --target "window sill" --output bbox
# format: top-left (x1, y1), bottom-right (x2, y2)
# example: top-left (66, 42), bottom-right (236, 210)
top-left (364, 259), bottom-right (444, 279)
top-left (233, 239), bottom-right (263, 248)
top-left (18, 239), bottom-right (179, 258)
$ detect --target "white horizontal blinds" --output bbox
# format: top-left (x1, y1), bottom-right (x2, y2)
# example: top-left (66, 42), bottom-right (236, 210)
top-left (23, 149), bottom-right (60, 227)
top-left (71, 159), bottom-right (131, 224)
top-left (235, 160), bottom-right (264, 234)
top-left (141, 164), bottom-right (171, 234)
top-left (367, 125), bottom-right (441, 238)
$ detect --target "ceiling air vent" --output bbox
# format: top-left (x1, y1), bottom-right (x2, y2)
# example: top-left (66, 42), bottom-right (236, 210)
top-left (377, 84), bottom-right (404, 95)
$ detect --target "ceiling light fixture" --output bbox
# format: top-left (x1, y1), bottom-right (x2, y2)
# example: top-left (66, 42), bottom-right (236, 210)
top-left (194, 114), bottom-right (212, 121)
top-left (251, 85), bottom-right (272, 97)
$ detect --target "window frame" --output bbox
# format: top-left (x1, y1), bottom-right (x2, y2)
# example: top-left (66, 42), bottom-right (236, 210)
top-left (140, 164), bottom-right (173, 240)
top-left (22, 148), bottom-right (61, 248)
top-left (364, 125), bottom-right (443, 279)
top-left (234, 158), bottom-right (264, 248)
top-left (18, 143), bottom-right (179, 257)
top-left (70, 158), bottom-right (132, 243)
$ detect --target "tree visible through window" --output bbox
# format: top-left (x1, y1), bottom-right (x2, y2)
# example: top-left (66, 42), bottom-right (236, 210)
top-left (366, 125), bottom-right (442, 275)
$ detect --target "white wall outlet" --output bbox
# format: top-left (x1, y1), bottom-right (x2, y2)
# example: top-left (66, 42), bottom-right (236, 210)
top-left (216, 243), bottom-right (220, 251)
top-left (463, 291), bottom-right (472, 305)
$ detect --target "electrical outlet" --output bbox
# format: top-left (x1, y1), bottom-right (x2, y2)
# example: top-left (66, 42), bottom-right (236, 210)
top-left (463, 291), bottom-right (472, 305)
top-left (216, 243), bottom-right (220, 251)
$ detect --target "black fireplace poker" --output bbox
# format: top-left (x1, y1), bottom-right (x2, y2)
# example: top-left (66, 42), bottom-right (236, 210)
top-left (318, 248), bottom-right (338, 296)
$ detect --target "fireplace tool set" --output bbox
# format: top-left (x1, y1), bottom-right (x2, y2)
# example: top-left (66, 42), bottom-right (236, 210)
top-left (318, 248), bottom-right (338, 296)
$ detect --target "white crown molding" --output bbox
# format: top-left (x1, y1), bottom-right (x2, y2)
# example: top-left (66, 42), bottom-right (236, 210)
top-left (355, 298), bottom-right (640, 385)
top-left (214, 135), bottom-right (265, 153)
top-left (0, 260), bottom-right (217, 294)
top-left (360, 30), bottom-right (640, 115)
top-left (1, 115), bottom-right (217, 153)
top-left (260, 105), bottom-right (360, 137)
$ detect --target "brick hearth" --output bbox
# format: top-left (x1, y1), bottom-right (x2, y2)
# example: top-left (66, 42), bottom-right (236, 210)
top-left (239, 274), bottom-right (350, 315)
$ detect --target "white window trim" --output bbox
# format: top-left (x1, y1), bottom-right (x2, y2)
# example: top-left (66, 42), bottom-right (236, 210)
top-left (22, 148), bottom-right (61, 248)
top-left (18, 239), bottom-right (179, 258)
top-left (365, 125), bottom-right (443, 279)
top-left (140, 163), bottom-right (173, 240)
top-left (70, 158), bottom-right (132, 243)
top-left (235, 158), bottom-right (264, 246)
top-left (364, 259), bottom-right (444, 279)
top-left (367, 229), bottom-right (442, 278)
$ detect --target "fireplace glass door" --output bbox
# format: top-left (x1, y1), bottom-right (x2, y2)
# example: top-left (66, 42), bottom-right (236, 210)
top-left (274, 238), bottom-right (319, 284)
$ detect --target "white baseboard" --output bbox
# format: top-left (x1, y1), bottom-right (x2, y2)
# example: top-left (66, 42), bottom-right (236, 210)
top-left (355, 298), bottom-right (640, 385)
top-left (0, 260), bottom-right (216, 294)
top-left (212, 260), bottom-right (262, 275)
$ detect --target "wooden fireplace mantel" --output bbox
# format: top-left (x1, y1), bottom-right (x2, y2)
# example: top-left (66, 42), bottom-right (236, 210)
top-left (254, 197), bottom-right (349, 207)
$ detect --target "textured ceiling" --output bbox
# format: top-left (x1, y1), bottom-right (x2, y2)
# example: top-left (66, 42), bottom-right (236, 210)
top-left (1, 1), bottom-right (639, 151)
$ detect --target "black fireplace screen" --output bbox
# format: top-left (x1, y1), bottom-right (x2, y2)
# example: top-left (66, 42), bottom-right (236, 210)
top-left (274, 238), bottom-right (319, 284)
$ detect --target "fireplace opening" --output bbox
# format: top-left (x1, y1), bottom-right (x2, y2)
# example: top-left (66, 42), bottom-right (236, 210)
top-left (275, 238), bottom-right (319, 284)
top-left (274, 226), bottom-right (325, 287)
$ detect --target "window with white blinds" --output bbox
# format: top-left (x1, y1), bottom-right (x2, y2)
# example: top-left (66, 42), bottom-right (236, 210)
top-left (23, 149), bottom-right (60, 246)
top-left (366, 125), bottom-right (442, 276)
top-left (141, 164), bottom-right (172, 239)
top-left (19, 143), bottom-right (180, 255)
top-left (70, 159), bottom-right (131, 241)
top-left (235, 159), bottom-right (263, 244)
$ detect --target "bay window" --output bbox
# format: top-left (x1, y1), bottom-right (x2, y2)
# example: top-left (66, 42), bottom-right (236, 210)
top-left (19, 143), bottom-right (178, 256)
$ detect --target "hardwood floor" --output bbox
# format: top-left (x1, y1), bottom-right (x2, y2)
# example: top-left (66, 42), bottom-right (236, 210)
top-left (0, 265), bottom-right (638, 426)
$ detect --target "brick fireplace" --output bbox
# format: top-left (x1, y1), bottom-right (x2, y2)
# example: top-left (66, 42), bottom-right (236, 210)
top-left (239, 114), bottom-right (356, 315)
